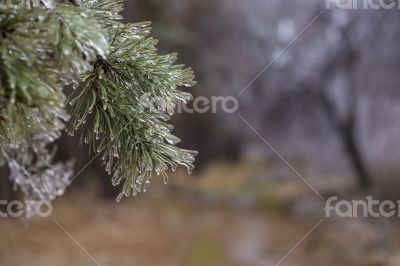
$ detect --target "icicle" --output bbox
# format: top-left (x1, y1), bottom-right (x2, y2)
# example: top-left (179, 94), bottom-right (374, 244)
top-left (105, 161), bottom-right (112, 174)
top-left (163, 175), bottom-right (169, 184)
top-left (134, 178), bottom-right (142, 192)
top-left (116, 192), bottom-right (124, 203)
top-left (143, 179), bottom-right (151, 192)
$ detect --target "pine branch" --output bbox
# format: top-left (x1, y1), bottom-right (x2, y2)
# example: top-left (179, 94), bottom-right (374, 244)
top-left (67, 1), bottom-right (197, 200)
top-left (0, 0), bottom-right (197, 209)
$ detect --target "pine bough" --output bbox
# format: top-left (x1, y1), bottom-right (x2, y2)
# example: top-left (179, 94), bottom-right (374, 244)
top-left (0, 0), bottom-right (197, 212)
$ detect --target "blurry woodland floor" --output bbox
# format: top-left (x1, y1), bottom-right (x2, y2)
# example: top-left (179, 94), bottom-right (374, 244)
top-left (1, 161), bottom-right (400, 266)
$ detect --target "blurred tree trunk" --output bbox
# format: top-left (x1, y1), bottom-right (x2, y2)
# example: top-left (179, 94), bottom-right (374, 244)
top-left (317, 16), bottom-right (372, 189)
top-left (319, 91), bottom-right (371, 189)
top-left (339, 23), bottom-right (372, 189)
top-left (340, 123), bottom-right (371, 188)
top-left (320, 89), bottom-right (372, 189)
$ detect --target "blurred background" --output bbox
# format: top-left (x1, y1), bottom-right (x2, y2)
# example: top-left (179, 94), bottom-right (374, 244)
top-left (2, 0), bottom-right (400, 265)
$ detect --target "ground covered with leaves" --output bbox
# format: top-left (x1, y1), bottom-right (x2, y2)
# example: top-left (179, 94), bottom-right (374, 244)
top-left (1, 162), bottom-right (400, 266)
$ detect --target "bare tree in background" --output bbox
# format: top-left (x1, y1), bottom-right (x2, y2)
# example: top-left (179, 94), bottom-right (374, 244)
top-left (313, 14), bottom-right (370, 188)
top-left (256, 7), bottom-right (396, 189)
